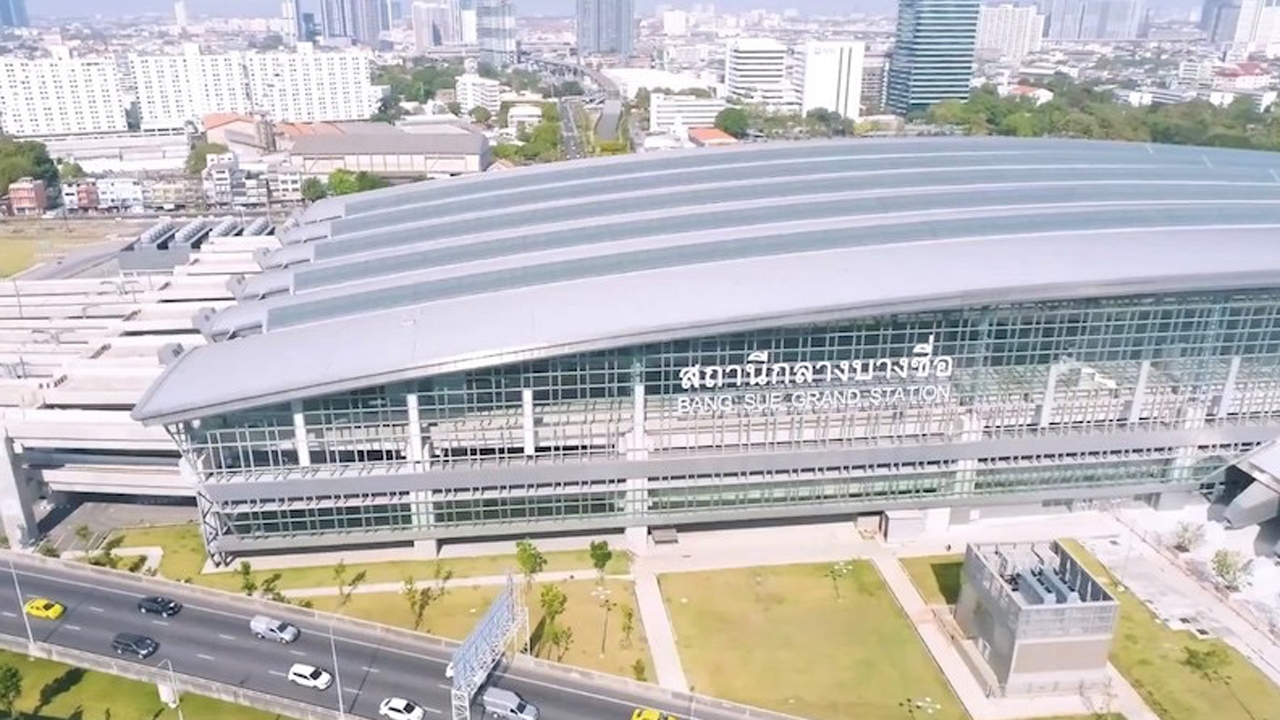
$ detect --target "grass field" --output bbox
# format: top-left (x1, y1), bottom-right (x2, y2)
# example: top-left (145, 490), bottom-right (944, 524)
top-left (0, 648), bottom-right (287, 719)
top-left (659, 562), bottom-right (968, 720)
top-left (0, 219), bottom-right (143, 277)
top-left (307, 579), bottom-right (652, 679)
top-left (899, 544), bottom-right (1280, 720)
top-left (110, 524), bottom-right (631, 590)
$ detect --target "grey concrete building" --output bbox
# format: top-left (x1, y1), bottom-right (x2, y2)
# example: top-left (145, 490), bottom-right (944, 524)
top-left (954, 541), bottom-right (1119, 696)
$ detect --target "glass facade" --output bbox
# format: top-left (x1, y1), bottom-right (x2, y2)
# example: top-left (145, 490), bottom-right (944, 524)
top-left (171, 287), bottom-right (1280, 555)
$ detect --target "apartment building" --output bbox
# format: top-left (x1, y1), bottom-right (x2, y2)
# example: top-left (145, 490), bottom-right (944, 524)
top-left (131, 42), bottom-right (380, 132)
top-left (648, 93), bottom-right (727, 132)
top-left (0, 48), bottom-right (129, 137)
top-left (724, 38), bottom-right (793, 109)
top-left (477, 0), bottom-right (517, 69)
top-left (6, 178), bottom-right (46, 216)
top-left (60, 181), bottom-right (101, 212)
top-left (456, 71), bottom-right (502, 114)
top-left (976, 3), bottom-right (1045, 61)
top-left (790, 40), bottom-right (866, 118)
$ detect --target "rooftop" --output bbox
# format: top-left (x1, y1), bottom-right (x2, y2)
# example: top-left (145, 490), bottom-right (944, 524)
top-left (288, 126), bottom-right (487, 156)
top-left (131, 137), bottom-right (1280, 424)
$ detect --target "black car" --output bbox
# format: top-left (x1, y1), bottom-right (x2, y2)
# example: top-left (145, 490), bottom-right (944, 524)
top-left (111, 632), bottom-right (158, 659)
top-left (137, 596), bottom-right (182, 617)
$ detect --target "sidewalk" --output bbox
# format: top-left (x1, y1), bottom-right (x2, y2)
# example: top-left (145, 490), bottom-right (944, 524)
top-left (630, 564), bottom-right (689, 693)
top-left (280, 569), bottom-right (632, 598)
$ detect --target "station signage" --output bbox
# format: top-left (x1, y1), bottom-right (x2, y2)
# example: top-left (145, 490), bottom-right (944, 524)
top-left (674, 335), bottom-right (956, 415)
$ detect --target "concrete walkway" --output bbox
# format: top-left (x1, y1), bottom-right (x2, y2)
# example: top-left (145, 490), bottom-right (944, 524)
top-left (281, 570), bottom-right (632, 598)
top-left (630, 564), bottom-right (689, 693)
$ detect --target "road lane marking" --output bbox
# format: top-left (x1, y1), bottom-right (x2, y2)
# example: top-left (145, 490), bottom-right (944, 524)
top-left (268, 671), bottom-right (286, 678)
top-left (64, 625), bottom-right (81, 631)
top-left (88, 606), bottom-right (103, 613)
top-left (422, 707), bottom-right (442, 715)
top-left (218, 634), bottom-right (236, 640)
top-left (197, 653), bottom-right (216, 661)
top-left (0, 612), bottom-right (13, 618)
top-left (151, 620), bottom-right (169, 626)
top-left (343, 688), bottom-right (359, 695)
top-left (437, 684), bottom-right (451, 691)
top-left (360, 666), bottom-right (379, 673)
top-left (290, 650), bottom-right (306, 656)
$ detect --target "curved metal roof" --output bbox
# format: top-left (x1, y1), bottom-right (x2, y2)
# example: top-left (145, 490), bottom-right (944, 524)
top-left (132, 137), bottom-right (1280, 424)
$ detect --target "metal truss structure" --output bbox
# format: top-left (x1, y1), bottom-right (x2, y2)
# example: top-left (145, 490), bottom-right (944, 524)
top-left (449, 575), bottom-right (528, 720)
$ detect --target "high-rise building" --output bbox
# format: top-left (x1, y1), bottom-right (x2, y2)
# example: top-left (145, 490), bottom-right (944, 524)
top-left (1044, 0), bottom-right (1143, 40)
top-left (976, 3), bottom-right (1045, 60)
top-left (662, 9), bottom-right (688, 35)
top-left (0, 49), bottom-right (129, 137)
top-left (790, 41), bottom-right (865, 119)
top-left (477, 0), bottom-right (517, 69)
top-left (322, 0), bottom-right (352, 37)
top-left (350, 0), bottom-right (388, 44)
top-left (129, 43), bottom-right (380, 131)
top-left (1223, 0), bottom-right (1280, 57)
top-left (174, 1), bottom-right (189, 29)
top-left (860, 50), bottom-right (890, 115)
top-left (301, 12), bottom-right (321, 41)
top-left (886, 0), bottom-right (981, 115)
top-left (0, 0), bottom-right (28, 28)
top-left (576, 0), bottom-right (635, 57)
top-left (413, 0), bottom-right (455, 50)
top-left (1201, 0), bottom-right (1243, 43)
top-left (724, 38), bottom-right (792, 109)
top-left (282, 0), bottom-right (302, 40)
top-left (461, 8), bottom-right (478, 42)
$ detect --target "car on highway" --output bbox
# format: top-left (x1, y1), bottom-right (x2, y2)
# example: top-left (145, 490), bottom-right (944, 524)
top-left (251, 614), bottom-right (300, 643)
top-left (287, 663), bottom-right (333, 690)
top-left (111, 632), bottom-right (158, 659)
top-left (23, 597), bottom-right (65, 620)
top-left (137, 595), bottom-right (182, 617)
top-left (632, 709), bottom-right (679, 720)
top-left (379, 697), bottom-right (427, 720)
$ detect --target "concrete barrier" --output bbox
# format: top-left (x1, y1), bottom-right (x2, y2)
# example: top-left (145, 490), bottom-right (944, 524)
top-left (0, 632), bottom-right (352, 720)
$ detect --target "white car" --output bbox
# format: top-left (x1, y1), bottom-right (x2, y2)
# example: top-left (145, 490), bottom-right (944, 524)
top-left (379, 697), bottom-right (427, 720)
top-left (287, 663), bottom-right (333, 690)
top-left (445, 662), bottom-right (455, 679)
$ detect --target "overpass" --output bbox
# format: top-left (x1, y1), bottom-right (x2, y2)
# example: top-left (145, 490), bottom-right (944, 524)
top-left (525, 55), bottom-right (623, 101)
top-left (0, 550), bottom-right (803, 720)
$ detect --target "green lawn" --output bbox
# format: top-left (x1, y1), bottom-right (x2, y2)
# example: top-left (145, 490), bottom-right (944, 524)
top-left (900, 554), bottom-right (964, 606)
top-left (109, 524), bottom-right (631, 590)
top-left (309, 579), bottom-right (652, 680)
top-left (0, 648), bottom-right (287, 719)
top-left (659, 562), bottom-right (968, 720)
top-left (898, 542), bottom-right (1280, 720)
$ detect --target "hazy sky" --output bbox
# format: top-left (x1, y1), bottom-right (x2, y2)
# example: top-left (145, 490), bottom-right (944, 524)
top-left (35, 0), bottom-right (868, 20)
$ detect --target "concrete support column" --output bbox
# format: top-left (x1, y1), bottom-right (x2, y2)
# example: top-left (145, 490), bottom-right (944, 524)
top-left (414, 538), bottom-right (440, 557)
top-left (290, 400), bottom-right (311, 467)
top-left (624, 383), bottom-right (651, 555)
top-left (1037, 364), bottom-right (1061, 428)
top-left (624, 525), bottom-right (649, 556)
top-left (951, 410), bottom-right (983, 498)
top-left (1126, 360), bottom-right (1151, 425)
top-left (0, 428), bottom-right (37, 548)
top-left (405, 393), bottom-right (424, 465)
top-left (522, 388), bottom-right (535, 457)
top-left (1217, 355), bottom-right (1242, 419)
top-left (406, 393), bottom-right (435, 532)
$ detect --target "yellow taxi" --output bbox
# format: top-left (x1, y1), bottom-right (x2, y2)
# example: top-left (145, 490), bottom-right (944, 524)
top-left (23, 597), bottom-right (65, 620)
top-left (632, 709), bottom-right (679, 720)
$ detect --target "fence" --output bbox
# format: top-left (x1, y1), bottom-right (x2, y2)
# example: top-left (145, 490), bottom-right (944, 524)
top-left (0, 632), bottom-right (349, 720)
top-left (1, 550), bottom-right (813, 720)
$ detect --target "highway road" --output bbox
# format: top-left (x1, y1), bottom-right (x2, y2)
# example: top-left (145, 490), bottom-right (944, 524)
top-left (558, 99), bottom-right (586, 160)
top-left (0, 556), bottom-right (756, 720)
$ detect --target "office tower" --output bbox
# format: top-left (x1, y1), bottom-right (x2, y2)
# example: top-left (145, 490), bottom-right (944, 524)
top-left (301, 12), bottom-right (321, 41)
top-left (1201, 0), bottom-right (1243, 43)
top-left (1224, 0), bottom-right (1280, 56)
top-left (129, 43), bottom-right (379, 131)
top-left (389, 0), bottom-right (405, 23)
top-left (477, 0), bottom-right (517, 69)
top-left (861, 51), bottom-right (890, 114)
top-left (886, 0), bottom-right (980, 115)
top-left (460, 9), bottom-right (478, 42)
top-left (0, 50), bottom-right (129, 136)
top-left (1045, 0), bottom-right (1143, 40)
top-left (0, 0), bottom-right (28, 28)
top-left (282, 0), bottom-right (301, 40)
top-left (322, 0), bottom-right (352, 37)
top-left (790, 41), bottom-right (865, 118)
top-left (174, 1), bottom-right (189, 29)
top-left (350, 0), bottom-right (388, 44)
top-left (413, 0), bottom-right (455, 50)
top-left (976, 3), bottom-right (1045, 60)
top-left (577, 0), bottom-right (636, 57)
top-left (724, 38), bottom-right (791, 108)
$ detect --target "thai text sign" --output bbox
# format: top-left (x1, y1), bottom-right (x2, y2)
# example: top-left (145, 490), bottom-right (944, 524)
top-left (674, 335), bottom-right (955, 415)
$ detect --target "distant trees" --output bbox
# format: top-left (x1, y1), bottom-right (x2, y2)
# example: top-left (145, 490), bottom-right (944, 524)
top-left (1171, 521), bottom-right (1206, 553)
top-left (713, 107), bottom-right (750, 138)
top-left (469, 106), bottom-right (493, 125)
top-left (0, 139), bottom-right (59, 195)
top-left (185, 141), bottom-right (228, 175)
top-left (1211, 549), bottom-right (1252, 592)
top-left (300, 177), bottom-right (328, 203)
top-left (325, 169), bottom-right (390, 196)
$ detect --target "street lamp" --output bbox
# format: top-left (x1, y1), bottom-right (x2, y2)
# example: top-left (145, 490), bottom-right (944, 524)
top-left (329, 617), bottom-right (347, 719)
top-left (902, 697), bottom-right (942, 717)
top-left (7, 558), bottom-right (33, 648)
top-left (157, 658), bottom-right (185, 720)
top-left (827, 561), bottom-right (853, 601)
top-left (591, 586), bottom-right (614, 658)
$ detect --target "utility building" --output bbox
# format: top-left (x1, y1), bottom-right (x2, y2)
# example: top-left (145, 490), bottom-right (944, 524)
top-left (954, 541), bottom-right (1119, 697)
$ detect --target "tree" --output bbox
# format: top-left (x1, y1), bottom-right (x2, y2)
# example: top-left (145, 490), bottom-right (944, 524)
top-left (87, 536), bottom-right (125, 569)
top-left (0, 664), bottom-right (21, 719)
top-left (714, 107), bottom-right (750, 138)
top-left (546, 624), bottom-right (574, 661)
top-left (326, 169), bottom-right (359, 196)
top-left (58, 161), bottom-right (85, 180)
top-left (237, 560), bottom-right (257, 596)
top-left (1171, 521), bottom-right (1206, 553)
top-left (447, 101), bottom-right (463, 115)
top-left (1211, 549), bottom-right (1251, 592)
top-left (589, 540), bottom-right (613, 583)
top-left (185, 141), bottom-right (228, 175)
top-left (401, 566), bottom-right (454, 631)
top-left (469, 106), bottom-right (493, 124)
top-left (301, 177), bottom-right (328, 203)
top-left (73, 524), bottom-right (92, 548)
top-left (619, 604), bottom-right (635, 648)
top-left (1182, 645), bottom-right (1229, 683)
top-left (630, 658), bottom-right (647, 681)
top-left (516, 539), bottom-right (547, 588)
top-left (259, 572), bottom-right (286, 602)
top-left (334, 560), bottom-right (368, 609)
top-left (539, 584), bottom-right (568, 627)
top-left (354, 171), bottom-right (390, 192)
top-left (0, 139), bottom-right (59, 196)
